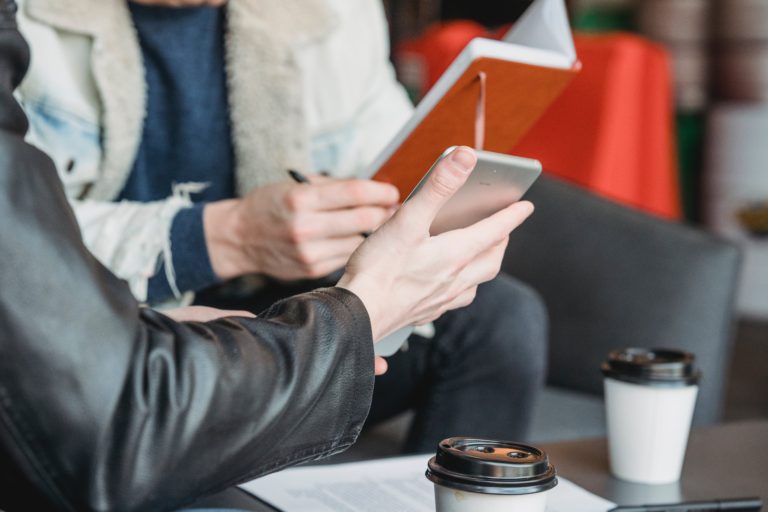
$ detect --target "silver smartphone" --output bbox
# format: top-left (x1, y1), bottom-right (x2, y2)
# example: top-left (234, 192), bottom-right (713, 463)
top-left (374, 147), bottom-right (542, 358)
top-left (408, 146), bottom-right (542, 235)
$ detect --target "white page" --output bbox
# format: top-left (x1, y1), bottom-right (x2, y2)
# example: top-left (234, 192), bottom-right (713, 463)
top-left (240, 454), bottom-right (615, 512)
top-left (502, 0), bottom-right (576, 62)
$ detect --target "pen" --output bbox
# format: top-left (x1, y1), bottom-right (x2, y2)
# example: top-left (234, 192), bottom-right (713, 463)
top-left (286, 169), bottom-right (370, 238)
top-left (287, 168), bottom-right (310, 184)
top-left (609, 497), bottom-right (763, 511)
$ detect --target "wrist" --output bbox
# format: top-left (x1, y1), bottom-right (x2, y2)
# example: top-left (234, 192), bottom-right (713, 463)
top-left (337, 273), bottom-right (387, 341)
top-left (203, 199), bottom-right (256, 279)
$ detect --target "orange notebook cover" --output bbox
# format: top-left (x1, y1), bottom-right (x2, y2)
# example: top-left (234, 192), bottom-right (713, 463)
top-left (367, 0), bottom-right (580, 198)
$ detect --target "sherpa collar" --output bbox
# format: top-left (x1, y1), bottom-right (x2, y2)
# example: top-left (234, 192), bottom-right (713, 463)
top-left (24, 0), bottom-right (338, 199)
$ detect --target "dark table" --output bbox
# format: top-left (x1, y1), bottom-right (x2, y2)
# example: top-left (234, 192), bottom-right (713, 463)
top-left (542, 420), bottom-right (768, 506)
top-left (192, 421), bottom-right (768, 510)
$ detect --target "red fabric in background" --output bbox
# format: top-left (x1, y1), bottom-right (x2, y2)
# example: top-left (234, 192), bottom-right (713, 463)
top-left (401, 21), bottom-right (487, 90)
top-left (398, 25), bottom-right (682, 220)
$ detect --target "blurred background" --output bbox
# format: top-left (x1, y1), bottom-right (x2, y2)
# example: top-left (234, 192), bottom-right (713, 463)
top-left (380, 0), bottom-right (767, 421)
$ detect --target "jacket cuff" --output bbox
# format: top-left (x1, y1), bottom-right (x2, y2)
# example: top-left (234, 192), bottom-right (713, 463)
top-left (302, 287), bottom-right (375, 451)
top-left (147, 204), bottom-right (219, 303)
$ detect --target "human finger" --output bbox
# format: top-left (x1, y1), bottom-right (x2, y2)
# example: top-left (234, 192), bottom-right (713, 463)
top-left (306, 179), bottom-right (400, 211)
top-left (437, 201), bottom-right (533, 262)
top-left (443, 286), bottom-right (479, 313)
top-left (297, 253), bottom-right (353, 279)
top-left (304, 207), bottom-right (392, 239)
top-left (374, 357), bottom-right (388, 376)
top-left (292, 236), bottom-right (363, 263)
top-left (395, 147), bottom-right (477, 233)
top-left (162, 306), bottom-right (256, 323)
top-left (454, 238), bottom-right (509, 290)
top-left (302, 173), bottom-right (334, 184)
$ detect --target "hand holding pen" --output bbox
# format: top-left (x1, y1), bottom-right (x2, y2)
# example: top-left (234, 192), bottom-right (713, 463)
top-left (202, 168), bottom-right (399, 282)
top-left (288, 169), bottom-right (381, 238)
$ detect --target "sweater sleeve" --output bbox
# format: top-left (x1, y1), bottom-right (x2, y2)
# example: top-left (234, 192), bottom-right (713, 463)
top-left (148, 203), bottom-right (220, 303)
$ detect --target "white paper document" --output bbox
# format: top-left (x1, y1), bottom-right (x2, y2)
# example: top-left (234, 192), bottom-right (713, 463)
top-left (239, 454), bottom-right (615, 512)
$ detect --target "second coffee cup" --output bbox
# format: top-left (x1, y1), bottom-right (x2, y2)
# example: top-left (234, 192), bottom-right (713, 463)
top-left (426, 437), bottom-right (557, 512)
top-left (602, 348), bottom-right (701, 484)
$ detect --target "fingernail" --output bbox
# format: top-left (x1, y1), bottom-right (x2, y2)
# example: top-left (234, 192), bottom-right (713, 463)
top-left (521, 201), bottom-right (535, 214)
top-left (449, 147), bottom-right (476, 172)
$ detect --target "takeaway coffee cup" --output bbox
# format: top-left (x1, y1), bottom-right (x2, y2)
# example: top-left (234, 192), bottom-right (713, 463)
top-left (425, 437), bottom-right (557, 512)
top-left (602, 348), bottom-right (701, 484)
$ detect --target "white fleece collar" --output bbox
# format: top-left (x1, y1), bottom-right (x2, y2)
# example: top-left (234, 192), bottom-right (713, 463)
top-left (26, 0), bottom-right (145, 200)
top-left (25, 0), bottom-right (338, 198)
top-left (226, 0), bottom-right (338, 193)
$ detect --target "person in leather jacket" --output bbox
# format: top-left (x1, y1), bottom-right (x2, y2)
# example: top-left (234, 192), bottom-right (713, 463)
top-left (0, 2), bottom-right (535, 510)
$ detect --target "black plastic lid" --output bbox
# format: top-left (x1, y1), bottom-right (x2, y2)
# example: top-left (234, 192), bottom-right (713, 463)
top-left (601, 348), bottom-right (701, 387)
top-left (425, 438), bottom-right (558, 495)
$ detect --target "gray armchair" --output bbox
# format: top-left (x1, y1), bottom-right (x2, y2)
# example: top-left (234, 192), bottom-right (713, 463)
top-left (330, 175), bottom-right (741, 458)
top-left (504, 175), bottom-right (741, 441)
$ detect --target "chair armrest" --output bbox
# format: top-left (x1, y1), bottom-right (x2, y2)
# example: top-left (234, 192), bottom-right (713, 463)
top-left (504, 176), bottom-right (741, 425)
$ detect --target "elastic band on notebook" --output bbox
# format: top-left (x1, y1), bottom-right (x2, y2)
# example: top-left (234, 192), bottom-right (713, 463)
top-left (475, 71), bottom-right (487, 151)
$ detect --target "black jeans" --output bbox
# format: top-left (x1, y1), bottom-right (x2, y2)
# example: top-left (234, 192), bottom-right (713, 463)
top-left (196, 273), bottom-right (548, 454)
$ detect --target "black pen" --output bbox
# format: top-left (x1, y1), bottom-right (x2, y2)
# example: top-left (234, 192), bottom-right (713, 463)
top-left (287, 168), bottom-right (310, 184)
top-left (286, 169), bottom-right (370, 238)
top-left (609, 497), bottom-right (763, 511)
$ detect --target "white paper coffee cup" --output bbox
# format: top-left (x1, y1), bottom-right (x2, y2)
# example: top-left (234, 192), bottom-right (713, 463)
top-left (434, 484), bottom-right (548, 512)
top-left (602, 348), bottom-right (700, 485)
top-left (426, 438), bottom-right (557, 512)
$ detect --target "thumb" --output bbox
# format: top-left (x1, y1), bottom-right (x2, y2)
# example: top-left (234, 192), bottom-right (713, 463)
top-left (399, 147), bottom-right (477, 232)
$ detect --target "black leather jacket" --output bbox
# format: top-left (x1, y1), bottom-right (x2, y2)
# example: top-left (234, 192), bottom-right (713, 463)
top-left (0, 3), bottom-right (375, 510)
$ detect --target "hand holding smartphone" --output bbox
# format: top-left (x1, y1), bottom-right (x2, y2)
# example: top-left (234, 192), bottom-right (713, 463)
top-left (374, 147), bottom-right (541, 357)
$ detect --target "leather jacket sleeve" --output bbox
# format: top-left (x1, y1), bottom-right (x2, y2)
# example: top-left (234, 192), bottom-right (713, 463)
top-left (0, 4), bottom-right (375, 511)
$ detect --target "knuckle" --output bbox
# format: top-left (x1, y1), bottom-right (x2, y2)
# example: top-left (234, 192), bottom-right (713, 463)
top-left (285, 222), bottom-right (307, 243)
top-left (483, 267), bottom-right (501, 283)
top-left (429, 157), bottom-right (470, 198)
top-left (453, 236), bottom-right (483, 264)
top-left (463, 288), bottom-right (478, 306)
top-left (446, 260), bottom-right (465, 278)
top-left (284, 189), bottom-right (309, 212)
top-left (287, 216), bottom-right (321, 244)
top-left (383, 183), bottom-right (400, 203)
top-left (428, 171), bottom-right (459, 199)
top-left (346, 239), bottom-right (364, 256)
top-left (469, 238), bottom-right (488, 259)
top-left (295, 246), bottom-right (316, 267)
top-left (453, 252), bottom-right (475, 274)
top-left (305, 265), bottom-right (326, 279)
top-left (494, 236), bottom-right (510, 254)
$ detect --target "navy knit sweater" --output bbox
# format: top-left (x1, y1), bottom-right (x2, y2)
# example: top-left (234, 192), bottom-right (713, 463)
top-left (122, 4), bottom-right (235, 302)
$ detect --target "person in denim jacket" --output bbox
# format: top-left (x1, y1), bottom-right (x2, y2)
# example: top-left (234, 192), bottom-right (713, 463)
top-left (14, 0), bottom-right (548, 452)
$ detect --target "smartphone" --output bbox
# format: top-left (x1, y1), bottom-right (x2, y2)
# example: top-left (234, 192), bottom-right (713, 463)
top-left (374, 147), bottom-right (542, 358)
top-left (407, 146), bottom-right (542, 235)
